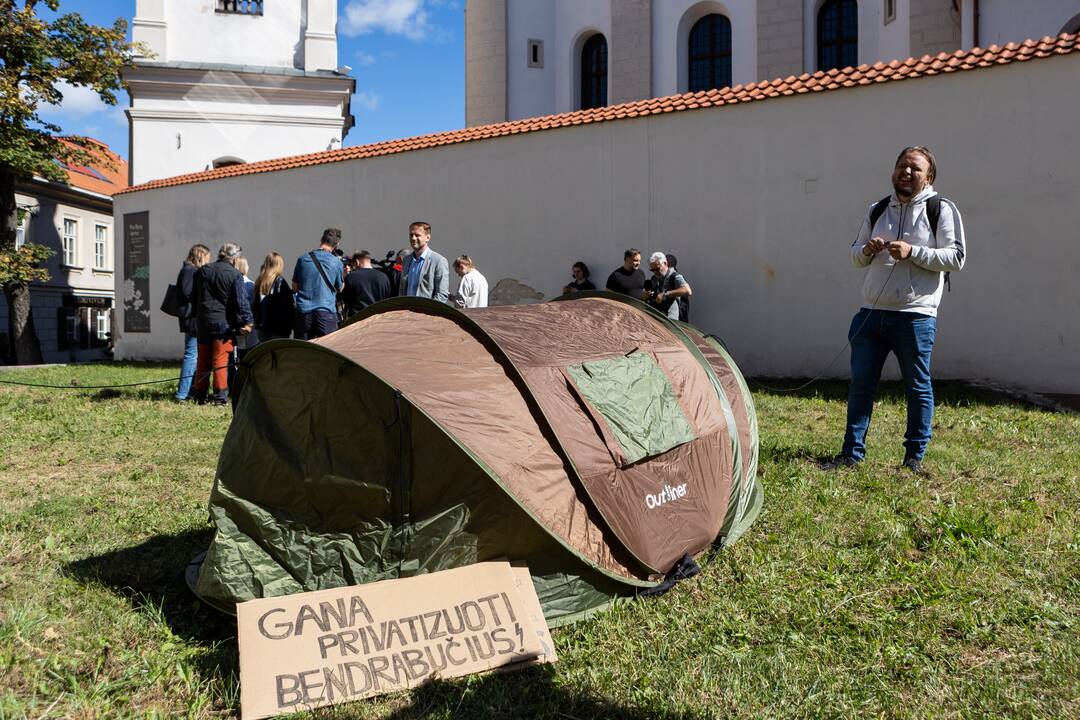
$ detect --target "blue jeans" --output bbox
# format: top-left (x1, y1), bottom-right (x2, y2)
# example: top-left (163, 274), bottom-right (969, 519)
top-left (295, 309), bottom-right (338, 340)
top-left (176, 332), bottom-right (198, 400)
top-left (842, 309), bottom-right (937, 462)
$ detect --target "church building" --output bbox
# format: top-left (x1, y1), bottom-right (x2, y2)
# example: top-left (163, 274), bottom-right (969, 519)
top-left (125, 0), bottom-right (355, 186)
top-left (467, 0), bottom-right (1080, 125)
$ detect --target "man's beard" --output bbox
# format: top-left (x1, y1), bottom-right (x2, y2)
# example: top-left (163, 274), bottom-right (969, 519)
top-left (893, 180), bottom-right (915, 200)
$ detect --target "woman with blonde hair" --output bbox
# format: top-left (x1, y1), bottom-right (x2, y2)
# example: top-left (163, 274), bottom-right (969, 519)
top-left (450, 255), bottom-right (488, 308)
top-left (251, 252), bottom-right (295, 345)
top-left (174, 243), bottom-right (211, 402)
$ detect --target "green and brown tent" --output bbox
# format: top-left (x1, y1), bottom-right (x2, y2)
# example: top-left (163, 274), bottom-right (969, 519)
top-left (190, 293), bottom-right (761, 626)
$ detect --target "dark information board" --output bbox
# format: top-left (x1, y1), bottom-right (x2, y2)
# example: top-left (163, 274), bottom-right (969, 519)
top-left (123, 211), bottom-right (150, 333)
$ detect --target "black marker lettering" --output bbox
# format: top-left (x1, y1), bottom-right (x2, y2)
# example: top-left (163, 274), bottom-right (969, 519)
top-left (275, 674), bottom-right (301, 708)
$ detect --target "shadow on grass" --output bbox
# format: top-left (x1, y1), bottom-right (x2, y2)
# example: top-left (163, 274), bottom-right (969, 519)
top-left (88, 386), bottom-right (177, 402)
top-left (65, 528), bottom-right (236, 651)
top-left (365, 665), bottom-right (712, 720)
top-left (748, 378), bottom-right (1057, 411)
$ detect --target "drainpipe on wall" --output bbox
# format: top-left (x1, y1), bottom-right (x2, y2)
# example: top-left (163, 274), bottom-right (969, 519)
top-left (973, 0), bottom-right (979, 47)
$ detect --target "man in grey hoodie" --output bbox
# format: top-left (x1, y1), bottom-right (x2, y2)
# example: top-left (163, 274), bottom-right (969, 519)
top-left (824, 147), bottom-right (966, 473)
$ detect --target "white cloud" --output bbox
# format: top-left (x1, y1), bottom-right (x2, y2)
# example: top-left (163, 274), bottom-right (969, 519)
top-left (354, 91), bottom-right (381, 112)
top-left (42, 81), bottom-right (112, 116)
top-left (355, 50), bottom-right (377, 66)
top-left (342, 0), bottom-right (433, 40)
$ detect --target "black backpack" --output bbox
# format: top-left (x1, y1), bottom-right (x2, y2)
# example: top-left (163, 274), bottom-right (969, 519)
top-left (869, 194), bottom-right (951, 291)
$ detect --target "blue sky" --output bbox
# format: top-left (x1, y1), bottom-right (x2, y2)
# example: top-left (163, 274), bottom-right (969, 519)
top-left (35, 1), bottom-right (467, 160)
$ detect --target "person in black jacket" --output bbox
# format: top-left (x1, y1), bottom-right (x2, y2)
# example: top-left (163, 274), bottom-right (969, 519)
top-left (251, 252), bottom-right (295, 344)
top-left (341, 251), bottom-right (392, 317)
top-left (191, 243), bottom-right (253, 405)
top-left (174, 244), bottom-right (210, 402)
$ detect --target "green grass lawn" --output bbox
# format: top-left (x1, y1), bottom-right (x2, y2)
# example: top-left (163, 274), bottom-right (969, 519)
top-left (1, 363), bottom-right (1077, 719)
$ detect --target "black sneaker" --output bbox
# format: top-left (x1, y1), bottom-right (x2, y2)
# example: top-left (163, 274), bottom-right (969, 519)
top-left (819, 454), bottom-right (859, 470)
top-left (902, 457), bottom-right (926, 474)
top-left (212, 397), bottom-right (229, 407)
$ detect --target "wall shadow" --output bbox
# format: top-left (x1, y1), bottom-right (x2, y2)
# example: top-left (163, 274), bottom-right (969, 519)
top-left (748, 378), bottom-right (1060, 411)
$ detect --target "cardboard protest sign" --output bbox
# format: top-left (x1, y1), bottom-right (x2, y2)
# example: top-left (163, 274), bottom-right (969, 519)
top-left (509, 565), bottom-right (557, 667)
top-left (237, 562), bottom-right (549, 720)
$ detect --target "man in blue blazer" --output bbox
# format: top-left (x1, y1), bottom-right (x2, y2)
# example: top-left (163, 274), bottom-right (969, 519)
top-left (399, 221), bottom-right (450, 303)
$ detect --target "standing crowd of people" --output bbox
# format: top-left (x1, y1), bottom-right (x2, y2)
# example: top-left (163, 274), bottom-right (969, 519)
top-left (171, 221), bottom-right (489, 404)
top-left (560, 249), bottom-right (692, 322)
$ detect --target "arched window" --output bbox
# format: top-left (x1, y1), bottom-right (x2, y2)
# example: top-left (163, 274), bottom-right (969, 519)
top-left (580, 34), bottom-right (608, 110)
top-left (688, 14), bottom-right (732, 92)
top-left (817, 0), bottom-right (858, 71)
top-left (1062, 13), bottom-right (1080, 35)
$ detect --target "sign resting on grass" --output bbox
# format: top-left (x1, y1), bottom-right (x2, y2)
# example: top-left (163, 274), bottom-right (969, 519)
top-left (237, 562), bottom-right (554, 720)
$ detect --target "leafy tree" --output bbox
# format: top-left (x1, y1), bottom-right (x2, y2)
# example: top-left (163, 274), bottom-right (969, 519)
top-left (1, 0), bottom-right (141, 364)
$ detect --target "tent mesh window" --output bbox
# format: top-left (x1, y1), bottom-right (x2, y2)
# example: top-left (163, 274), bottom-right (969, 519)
top-left (566, 352), bottom-right (696, 467)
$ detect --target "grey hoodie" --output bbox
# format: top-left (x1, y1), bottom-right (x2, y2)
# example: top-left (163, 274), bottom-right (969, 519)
top-left (851, 185), bottom-right (966, 317)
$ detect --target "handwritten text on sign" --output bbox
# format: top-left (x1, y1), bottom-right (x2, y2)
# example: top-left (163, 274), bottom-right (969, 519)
top-left (237, 562), bottom-right (548, 720)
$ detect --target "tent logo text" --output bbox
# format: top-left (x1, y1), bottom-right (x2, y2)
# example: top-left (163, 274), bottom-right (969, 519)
top-left (644, 483), bottom-right (688, 510)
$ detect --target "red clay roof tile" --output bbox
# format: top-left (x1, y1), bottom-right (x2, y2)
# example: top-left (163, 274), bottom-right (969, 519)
top-left (116, 33), bottom-right (1080, 197)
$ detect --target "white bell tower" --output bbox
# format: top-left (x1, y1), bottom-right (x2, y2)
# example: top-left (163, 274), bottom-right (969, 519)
top-left (125, 0), bottom-right (355, 186)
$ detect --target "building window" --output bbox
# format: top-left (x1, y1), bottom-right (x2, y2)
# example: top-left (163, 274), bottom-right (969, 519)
top-left (94, 225), bottom-right (108, 270)
top-left (580, 34), bottom-right (608, 110)
top-left (95, 309), bottom-right (110, 344)
top-left (15, 215), bottom-right (28, 249)
top-left (818, 0), bottom-right (859, 71)
top-left (527, 39), bottom-right (544, 69)
top-left (883, 0), bottom-right (896, 25)
top-left (216, 0), bottom-right (263, 15)
top-left (688, 14), bottom-right (733, 92)
top-left (58, 307), bottom-right (80, 350)
top-left (62, 218), bottom-right (78, 266)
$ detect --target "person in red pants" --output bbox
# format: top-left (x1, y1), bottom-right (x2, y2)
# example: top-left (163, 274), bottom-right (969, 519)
top-left (192, 243), bottom-right (253, 405)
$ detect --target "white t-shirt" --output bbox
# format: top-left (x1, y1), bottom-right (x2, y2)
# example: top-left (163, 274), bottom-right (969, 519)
top-left (453, 269), bottom-right (488, 309)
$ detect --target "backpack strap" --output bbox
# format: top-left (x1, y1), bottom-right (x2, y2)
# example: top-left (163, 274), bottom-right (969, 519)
top-left (308, 251), bottom-right (338, 296)
top-left (925, 194), bottom-right (950, 291)
top-left (868, 196), bottom-right (891, 230)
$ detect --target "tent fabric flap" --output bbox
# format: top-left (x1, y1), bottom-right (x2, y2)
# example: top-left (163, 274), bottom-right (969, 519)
top-left (564, 351), bottom-right (696, 467)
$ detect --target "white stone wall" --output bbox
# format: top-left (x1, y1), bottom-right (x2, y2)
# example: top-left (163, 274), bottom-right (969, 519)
top-left (611, 0), bottom-right (653, 103)
top-left (116, 52), bottom-right (1080, 394)
top-left (486, 0), bottom-right (1080, 122)
top-left (757, 0), bottom-right (804, 81)
top-left (910, 0), bottom-right (960, 58)
top-left (467, 0), bottom-right (509, 126)
top-left (977, 0), bottom-right (1080, 47)
top-left (128, 112), bottom-right (345, 187)
top-left (506, 0), bottom-right (553, 121)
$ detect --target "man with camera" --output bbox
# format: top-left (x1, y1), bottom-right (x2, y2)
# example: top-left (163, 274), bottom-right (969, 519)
top-left (642, 252), bottom-right (691, 320)
top-left (823, 146), bottom-right (967, 474)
